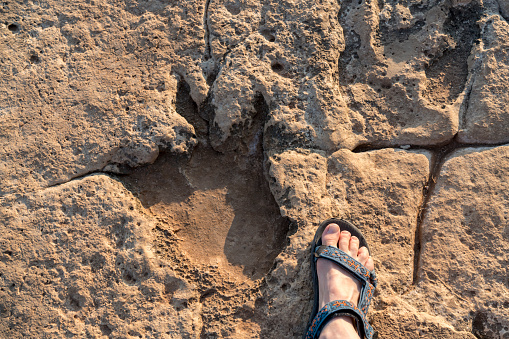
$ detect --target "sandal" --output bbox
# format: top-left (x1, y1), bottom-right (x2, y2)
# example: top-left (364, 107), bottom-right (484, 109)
top-left (304, 218), bottom-right (378, 339)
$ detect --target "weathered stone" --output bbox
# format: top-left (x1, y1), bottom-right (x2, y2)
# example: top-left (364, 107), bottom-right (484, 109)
top-left (370, 297), bottom-right (477, 338)
top-left (0, 0), bottom-right (207, 195)
top-left (0, 175), bottom-right (201, 338)
top-left (458, 15), bottom-right (509, 143)
top-left (206, 0), bottom-right (488, 153)
top-left (207, 0), bottom-right (353, 152)
top-left (326, 148), bottom-right (431, 292)
top-left (335, 0), bottom-right (471, 147)
top-left (2, 0), bottom-right (509, 338)
top-left (417, 145), bottom-right (509, 337)
top-left (264, 148), bottom-right (430, 337)
top-left (268, 149), bottom-right (331, 224)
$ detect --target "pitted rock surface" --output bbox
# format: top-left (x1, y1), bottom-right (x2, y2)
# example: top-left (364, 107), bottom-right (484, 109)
top-left (2, 0), bottom-right (509, 338)
top-left (417, 145), bottom-right (509, 337)
top-left (265, 148), bottom-right (431, 337)
top-left (0, 175), bottom-right (202, 338)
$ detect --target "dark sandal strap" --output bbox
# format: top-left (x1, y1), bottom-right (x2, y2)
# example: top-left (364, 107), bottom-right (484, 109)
top-left (314, 245), bottom-right (377, 313)
top-left (315, 245), bottom-right (376, 286)
top-left (304, 300), bottom-right (375, 339)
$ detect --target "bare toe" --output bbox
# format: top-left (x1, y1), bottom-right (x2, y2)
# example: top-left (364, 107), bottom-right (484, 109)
top-left (321, 223), bottom-right (340, 247)
top-left (365, 256), bottom-right (375, 271)
top-left (357, 246), bottom-right (369, 264)
top-left (338, 230), bottom-right (350, 251)
top-left (349, 236), bottom-right (360, 257)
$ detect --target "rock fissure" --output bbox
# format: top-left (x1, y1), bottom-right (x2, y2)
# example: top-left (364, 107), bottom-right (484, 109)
top-left (458, 61), bottom-right (479, 131)
top-left (411, 138), bottom-right (509, 285)
top-left (412, 139), bottom-right (457, 285)
top-left (344, 138), bottom-right (509, 288)
top-left (3, 1), bottom-right (509, 337)
top-left (39, 170), bottom-right (108, 191)
top-left (203, 0), bottom-right (213, 60)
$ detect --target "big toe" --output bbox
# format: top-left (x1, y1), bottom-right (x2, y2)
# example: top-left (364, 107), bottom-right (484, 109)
top-left (321, 223), bottom-right (340, 247)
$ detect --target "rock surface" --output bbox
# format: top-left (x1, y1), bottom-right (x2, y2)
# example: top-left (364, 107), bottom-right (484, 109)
top-left (0, 0), bottom-right (203, 195)
top-left (459, 14), bottom-right (509, 143)
top-left (2, 0), bottom-right (509, 338)
top-left (417, 145), bottom-right (509, 338)
top-left (264, 148), bottom-right (432, 337)
top-left (0, 175), bottom-right (202, 338)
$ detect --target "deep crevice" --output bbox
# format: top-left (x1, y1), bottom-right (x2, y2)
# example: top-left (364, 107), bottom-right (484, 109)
top-left (351, 137), bottom-right (509, 154)
top-left (352, 143), bottom-right (400, 153)
top-left (203, 0), bottom-right (212, 60)
top-left (411, 137), bottom-right (509, 284)
top-left (351, 136), bottom-right (509, 285)
top-left (412, 138), bottom-right (458, 284)
top-left (458, 62), bottom-right (478, 130)
top-left (44, 170), bottom-right (107, 190)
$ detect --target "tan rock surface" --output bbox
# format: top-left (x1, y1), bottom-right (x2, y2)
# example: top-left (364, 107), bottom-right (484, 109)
top-left (119, 83), bottom-right (289, 337)
top-left (206, 0), bottom-right (486, 152)
top-left (2, 0), bottom-right (509, 338)
top-left (0, 175), bottom-right (201, 338)
top-left (263, 148), bottom-right (433, 337)
top-left (417, 145), bottom-right (509, 338)
top-left (0, 0), bottom-right (205, 195)
top-left (459, 15), bottom-right (509, 143)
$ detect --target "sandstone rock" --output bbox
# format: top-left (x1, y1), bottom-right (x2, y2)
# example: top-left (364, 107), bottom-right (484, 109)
top-left (207, 0), bottom-right (353, 152)
top-left (2, 0), bottom-right (508, 338)
top-left (326, 148), bottom-right (431, 292)
top-left (458, 15), bottom-right (509, 143)
top-left (335, 0), bottom-right (466, 147)
top-left (417, 145), bottom-right (509, 337)
top-left (0, 174), bottom-right (201, 338)
top-left (206, 0), bottom-right (488, 153)
top-left (0, 0), bottom-right (208, 195)
top-left (267, 149), bottom-right (331, 224)
top-left (264, 148), bottom-right (430, 336)
top-left (370, 296), bottom-right (477, 338)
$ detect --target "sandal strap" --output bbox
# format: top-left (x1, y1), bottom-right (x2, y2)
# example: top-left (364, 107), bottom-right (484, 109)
top-left (314, 245), bottom-right (376, 315)
top-left (314, 245), bottom-right (376, 286)
top-left (304, 300), bottom-right (375, 339)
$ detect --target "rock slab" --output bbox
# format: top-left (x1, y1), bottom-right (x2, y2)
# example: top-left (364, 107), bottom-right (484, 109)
top-left (418, 145), bottom-right (509, 338)
top-left (0, 175), bottom-right (201, 338)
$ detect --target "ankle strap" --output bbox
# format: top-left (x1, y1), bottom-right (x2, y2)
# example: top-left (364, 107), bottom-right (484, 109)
top-left (304, 300), bottom-right (374, 339)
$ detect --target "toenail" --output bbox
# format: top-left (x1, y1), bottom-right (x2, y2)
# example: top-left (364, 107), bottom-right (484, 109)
top-left (325, 224), bottom-right (339, 234)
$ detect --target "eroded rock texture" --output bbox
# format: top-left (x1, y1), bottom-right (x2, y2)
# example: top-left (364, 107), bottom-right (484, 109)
top-left (459, 14), bottom-right (509, 143)
top-left (0, 0), bottom-right (204, 195)
top-left (2, 0), bottom-right (509, 337)
top-left (0, 175), bottom-right (202, 338)
top-left (265, 148), bottom-right (431, 337)
top-left (417, 146), bottom-right (509, 338)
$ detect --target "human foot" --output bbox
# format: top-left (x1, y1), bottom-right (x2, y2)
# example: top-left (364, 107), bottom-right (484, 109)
top-left (317, 223), bottom-right (375, 339)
